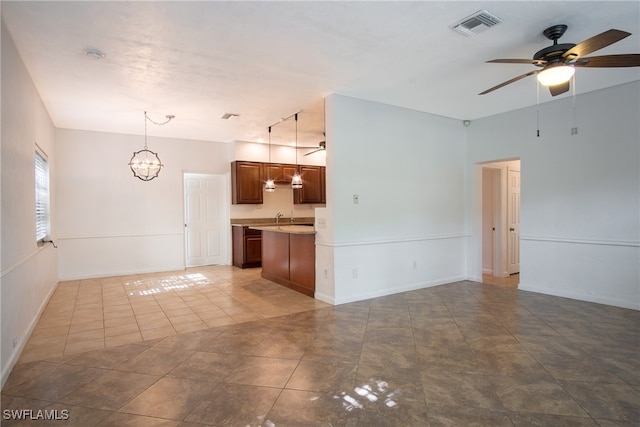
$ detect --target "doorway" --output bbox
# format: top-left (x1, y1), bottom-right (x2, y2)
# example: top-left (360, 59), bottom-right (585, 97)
top-left (183, 173), bottom-right (229, 267)
top-left (481, 160), bottom-right (520, 286)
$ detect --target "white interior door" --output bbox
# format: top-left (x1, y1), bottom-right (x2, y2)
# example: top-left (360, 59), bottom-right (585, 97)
top-left (184, 173), bottom-right (227, 267)
top-left (507, 167), bottom-right (520, 274)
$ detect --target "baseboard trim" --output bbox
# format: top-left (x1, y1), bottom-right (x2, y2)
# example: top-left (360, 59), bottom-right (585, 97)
top-left (519, 283), bottom-right (640, 311)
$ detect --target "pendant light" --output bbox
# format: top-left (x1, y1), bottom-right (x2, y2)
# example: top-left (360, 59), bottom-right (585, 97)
top-left (291, 113), bottom-right (303, 189)
top-left (265, 126), bottom-right (276, 192)
top-left (129, 111), bottom-right (174, 181)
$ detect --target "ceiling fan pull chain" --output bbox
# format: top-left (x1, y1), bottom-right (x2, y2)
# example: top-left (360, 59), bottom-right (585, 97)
top-left (571, 74), bottom-right (577, 133)
top-left (536, 79), bottom-right (540, 138)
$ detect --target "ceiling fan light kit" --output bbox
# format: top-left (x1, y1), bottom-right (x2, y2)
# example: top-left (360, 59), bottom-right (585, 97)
top-left (480, 24), bottom-right (639, 96)
top-left (537, 64), bottom-right (575, 86)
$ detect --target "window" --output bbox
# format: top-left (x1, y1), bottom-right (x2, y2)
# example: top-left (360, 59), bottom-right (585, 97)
top-left (35, 149), bottom-right (50, 243)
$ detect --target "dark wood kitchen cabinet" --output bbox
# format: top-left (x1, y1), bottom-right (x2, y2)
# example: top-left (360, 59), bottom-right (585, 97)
top-left (260, 229), bottom-right (315, 297)
top-left (294, 165), bottom-right (326, 204)
top-left (264, 163), bottom-right (298, 183)
top-left (232, 226), bottom-right (262, 268)
top-left (231, 161), bottom-right (263, 204)
top-left (231, 161), bottom-right (325, 204)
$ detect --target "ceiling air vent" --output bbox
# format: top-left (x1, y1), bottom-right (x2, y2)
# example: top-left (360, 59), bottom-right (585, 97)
top-left (451, 10), bottom-right (503, 37)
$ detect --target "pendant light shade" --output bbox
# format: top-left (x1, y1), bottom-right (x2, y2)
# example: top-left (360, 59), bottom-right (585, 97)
top-left (265, 126), bottom-right (276, 192)
top-left (291, 173), bottom-right (303, 189)
top-left (265, 179), bottom-right (276, 192)
top-left (291, 113), bottom-right (303, 189)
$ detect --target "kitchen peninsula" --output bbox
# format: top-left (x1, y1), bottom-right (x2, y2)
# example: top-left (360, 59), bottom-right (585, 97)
top-left (250, 224), bottom-right (316, 297)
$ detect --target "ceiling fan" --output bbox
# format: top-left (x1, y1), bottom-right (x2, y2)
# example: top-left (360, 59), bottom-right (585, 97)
top-left (298, 133), bottom-right (326, 156)
top-left (479, 25), bottom-right (640, 97)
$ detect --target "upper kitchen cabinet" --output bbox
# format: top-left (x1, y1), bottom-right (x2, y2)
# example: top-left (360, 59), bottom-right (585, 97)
top-left (264, 163), bottom-right (298, 183)
top-left (294, 165), bottom-right (326, 204)
top-left (231, 161), bottom-right (263, 204)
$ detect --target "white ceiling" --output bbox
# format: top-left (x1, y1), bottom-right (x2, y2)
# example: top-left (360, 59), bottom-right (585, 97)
top-left (2, 1), bottom-right (639, 147)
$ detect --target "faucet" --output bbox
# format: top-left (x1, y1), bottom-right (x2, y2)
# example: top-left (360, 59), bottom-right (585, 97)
top-left (275, 212), bottom-right (283, 226)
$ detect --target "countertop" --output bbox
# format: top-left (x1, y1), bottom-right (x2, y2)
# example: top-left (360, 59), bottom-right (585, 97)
top-left (249, 225), bottom-right (316, 235)
top-left (231, 217), bottom-right (314, 227)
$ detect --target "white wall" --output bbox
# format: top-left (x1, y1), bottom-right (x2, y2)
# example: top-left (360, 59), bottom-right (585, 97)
top-left (56, 129), bottom-right (232, 280)
top-left (230, 140), bottom-right (326, 220)
top-left (1, 22), bottom-right (59, 386)
top-left (467, 82), bottom-right (640, 310)
top-left (317, 94), bottom-right (467, 304)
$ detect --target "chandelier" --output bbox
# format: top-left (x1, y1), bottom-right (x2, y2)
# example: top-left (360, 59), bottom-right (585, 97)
top-left (129, 111), bottom-right (174, 181)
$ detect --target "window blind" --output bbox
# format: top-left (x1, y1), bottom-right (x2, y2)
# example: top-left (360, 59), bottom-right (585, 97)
top-left (35, 150), bottom-right (50, 242)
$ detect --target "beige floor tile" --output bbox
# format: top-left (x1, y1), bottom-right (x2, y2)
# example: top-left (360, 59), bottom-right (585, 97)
top-left (168, 313), bottom-right (202, 326)
top-left (69, 320), bottom-right (104, 334)
top-left (64, 338), bottom-right (105, 355)
top-left (71, 309), bottom-right (103, 322)
top-left (138, 318), bottom-right (173, 331)
top-left (67, 329), bottom-right (105, 344)
top-left (140, 326), bottom-right (177, 341)
top-left (37, 313), bottom-right (73, 328)
top-left (30, 325), bottom-right (70, 338)
top-left (104, 315), bottom-right (137, 328)
top-left (163, 307), bottom-right (196, 317)
top-left (105, 331), bottom-right (143, 347)
top-left (103, 306), bottom-right (135, 320)
top-left (203, 316), bottom-right (238, 328)
top-left (172, 321), bottom-right (209, 334)
top-left (105, 322), bottom-right (141, 337)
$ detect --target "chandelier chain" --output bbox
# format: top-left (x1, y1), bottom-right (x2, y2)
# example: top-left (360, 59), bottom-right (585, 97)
top-left (144, 111), bottom-right (175, 149)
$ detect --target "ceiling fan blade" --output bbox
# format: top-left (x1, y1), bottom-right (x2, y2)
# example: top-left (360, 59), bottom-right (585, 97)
top-left (563, 29), bottom-right (631, 59)
top-left (487, 59), bottom-right (546, 65)
top-left (303, 148), bottom-right (324, 156)
top-left (548, 81), bottom-right (570, 97)
top-left (575, 54), bottom-right (640, 67)
top-left (479, 70), bottom-right (538, 95)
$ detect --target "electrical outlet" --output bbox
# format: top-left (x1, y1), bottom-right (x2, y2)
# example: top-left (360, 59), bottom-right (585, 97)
top-left (324, 269), bottom-right (328, 278)
top-left (317, 217), bottom-right (326, 228)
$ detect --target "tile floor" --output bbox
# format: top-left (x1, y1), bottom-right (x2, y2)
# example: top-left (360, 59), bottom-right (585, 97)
top-left (2, 266), bottom-right (639, 426)
top-left (481, 273), bottom-right (519, 288)
top-left (15, 266), bottom-right (328, 364)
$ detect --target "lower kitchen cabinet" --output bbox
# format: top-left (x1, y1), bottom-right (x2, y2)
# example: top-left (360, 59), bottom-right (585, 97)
top-left (232, 226), bottom-right (262, 268)
top-left (260, 229), bottom-right (315, 297)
